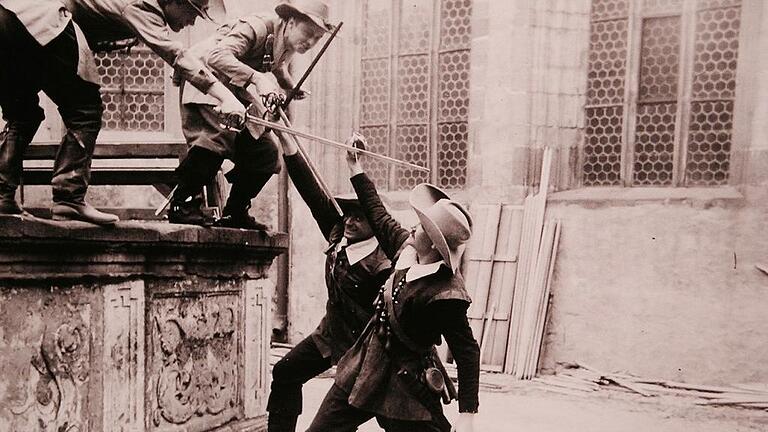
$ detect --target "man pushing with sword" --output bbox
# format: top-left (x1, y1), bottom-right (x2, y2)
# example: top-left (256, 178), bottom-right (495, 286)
top-left (169, 0), bottom-right (333, 229)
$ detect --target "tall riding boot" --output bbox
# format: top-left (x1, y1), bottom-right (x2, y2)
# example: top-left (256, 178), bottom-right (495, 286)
top-left (213, 172), bottom-right (272, 230)
top-left (50, 128), bottom-right (119, 224)
top-left (0, 121), bottom-right (39, 214)
top-left (168, 146), bottom-right (224, 226)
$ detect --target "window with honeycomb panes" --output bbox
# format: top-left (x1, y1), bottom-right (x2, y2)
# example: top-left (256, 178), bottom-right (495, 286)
top-left (399, 0), bottom-right (433, 55)
top-left (633, 103), bottom-right (676, 185)
top-left (685, 101), bottom-right (732, 185)
top-left (441, 0), bottom-right (472, 51)
top-left (583, 106), bottom-right (623, 186)
top-left (692, 7), bottom-right (740, 101)
top-left (363, 1), bottom-right (391, 58)
top-left (357, 0), bottom-right (473, 191)
top-left (438, 122), bottom-right (468, 189)
top-left (591, 0), bottom-right (628, 21)
top-left (438, 51), bottom-right (470, 123)
top-left (397, 55), bottom-right (430, 124)
top-left (587, 19), bottom-right (628, 106)
top-left (394, 125), bottom-right (430, 189)
top-left (360, 126), bottom-right (391, 189)
top-left (360, 59), bottom-right (390, 126)
top-left (638, 17), bottom-right (680, 102)
top-left (95, 45), bottom-right (165, 132)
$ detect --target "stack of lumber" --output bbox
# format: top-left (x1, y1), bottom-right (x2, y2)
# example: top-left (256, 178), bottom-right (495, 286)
top-left (534, 363), bottom-right (768, 411)
top-left (504, 147), bottom-right (562, 379)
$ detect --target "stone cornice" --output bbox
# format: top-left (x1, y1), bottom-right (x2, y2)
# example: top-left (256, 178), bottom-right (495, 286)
top-left (0, 216), bottom-right (288, 280)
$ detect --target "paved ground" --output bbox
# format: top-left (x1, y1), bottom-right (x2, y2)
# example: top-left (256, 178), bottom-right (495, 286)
top-left (293, 374), bottom-right (768, 432)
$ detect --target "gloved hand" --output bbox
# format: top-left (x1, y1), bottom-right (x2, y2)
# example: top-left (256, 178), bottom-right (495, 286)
top-left (345, 132), bottom-right (367, 176)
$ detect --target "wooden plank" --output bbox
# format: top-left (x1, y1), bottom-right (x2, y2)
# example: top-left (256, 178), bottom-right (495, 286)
top-left (23, 169), bottom-right (176, 186)
top-left (504, 194), bottom-right (534, 373)
top-left (25, 141), bottom-right (187, 159)
top-left (518, 218), bottom-right (555, 378)
top-left (465, 204), bottom-right (503, 320)
top-left (485, 207), bottom-right (524, 367)
top-left (506, 148), bottom-right (553, 375)
top-left (479, 302), bottom-right (497, 365)
top-left (490, 206), bottom-right (525, 320)
top-left (529, 219), bottom-right (561, 378)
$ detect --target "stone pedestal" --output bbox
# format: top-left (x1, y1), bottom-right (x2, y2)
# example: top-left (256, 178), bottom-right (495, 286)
top-left (0, 216), bottom-right (287, 432)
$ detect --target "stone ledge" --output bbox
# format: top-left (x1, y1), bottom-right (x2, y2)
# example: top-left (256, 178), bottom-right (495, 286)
top-left (0, 216), bottom-right (288, 280)
top-left (548, 186), bottom-right (745, 209)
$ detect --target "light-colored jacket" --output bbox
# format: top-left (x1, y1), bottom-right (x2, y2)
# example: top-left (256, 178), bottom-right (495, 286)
top-left (1, 0), bottom-right (217, 92)
top-left (181, 14), bottom-right (294, 106)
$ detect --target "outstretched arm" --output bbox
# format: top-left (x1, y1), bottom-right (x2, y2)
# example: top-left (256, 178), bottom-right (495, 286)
top-left (346, 136), bottom-right (409, 260)
top-left (277, 131), bottom-right (341, 240)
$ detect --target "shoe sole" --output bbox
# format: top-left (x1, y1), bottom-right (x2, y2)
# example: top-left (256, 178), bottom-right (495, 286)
top-left (52, 213), bottom-right (118, 225)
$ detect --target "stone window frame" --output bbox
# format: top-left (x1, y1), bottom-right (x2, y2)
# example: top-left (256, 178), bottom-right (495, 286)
top-left (580, 0), bottom-right (747, 189)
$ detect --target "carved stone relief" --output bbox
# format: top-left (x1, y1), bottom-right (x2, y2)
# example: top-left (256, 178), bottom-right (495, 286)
top-left (5, 299), bottom-right (91, 432)
top-left (148, 291), bottom-right (241, 431)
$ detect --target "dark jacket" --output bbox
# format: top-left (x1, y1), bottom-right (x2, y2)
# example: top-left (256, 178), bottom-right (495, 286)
top-left (334, 173), bottom-right (480, 421)
top-left (284, 154), bottom-right (391, 363)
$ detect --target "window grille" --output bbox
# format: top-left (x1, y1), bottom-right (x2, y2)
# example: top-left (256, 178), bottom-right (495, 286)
top-left (95, 45), bottom-right (166, 132)
top-left (583, 0), bottom-right (741, 187)
top-left (359, 0), bottom-right (472, 190)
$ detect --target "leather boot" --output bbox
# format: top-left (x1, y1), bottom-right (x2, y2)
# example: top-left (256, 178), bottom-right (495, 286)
top-left (0, 121), bottom-right (40, 215)
top-left (51, 125), bottom-right (119, 224)
top-left (168, 196), bottom-right (213, 226)
top-left (0, 194), bottom-right (27, 215)
top-left (213, 204), bottom-right (269, 230)
top-left (52, 201), bottom-right (119, 225)
top-left (213, 173), bottom-right (271, 230)
top-left (167, 147), bottom-right (223, 226)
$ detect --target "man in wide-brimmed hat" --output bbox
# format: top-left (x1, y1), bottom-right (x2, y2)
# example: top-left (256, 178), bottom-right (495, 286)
top-left (168, 0), bottom-right (335, 229)
top-left (304, 135), bottom-right (480, 431)
top-left (267, 131), bottom-right (392, 432)
top-left (0, 0), bottom-right (245, 224)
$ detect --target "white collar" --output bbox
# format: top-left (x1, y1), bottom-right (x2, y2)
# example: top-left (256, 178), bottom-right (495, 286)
top-left (336, 236), bottom-right (380, 265)
top-left (394, 245), bottom-right (445, 282)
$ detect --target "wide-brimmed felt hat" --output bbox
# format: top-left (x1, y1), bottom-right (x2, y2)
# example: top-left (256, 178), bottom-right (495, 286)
top-left (334, 193), bottom-right (362, 215)
top-left (275, 0), bottom-right (334, 32)
top-left (334, 192), bottom-right (390, 216)
top-left (410, 184), bottom-right (472, 273)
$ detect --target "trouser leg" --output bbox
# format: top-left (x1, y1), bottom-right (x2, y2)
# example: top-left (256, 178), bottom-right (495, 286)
top-left (34, 22), bottom-right (102, 205)
top-left (0, 6), bottom-right (45, 213)
top-left (266, 336), bottom-right (331, 432)
top-left (213, 130), bottom-right (279, 229)
top-left (226, 129), bottom-right (281, 206)
top-left (169, 146), bottom-right (224, 225)
top-left (305, 384), bottom-right (375, 432)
